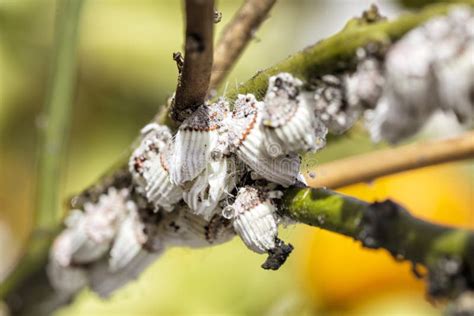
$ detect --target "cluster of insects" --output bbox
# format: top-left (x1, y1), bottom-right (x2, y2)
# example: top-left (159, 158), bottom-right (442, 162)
top-left (48, 72), bottom-right (333, 298)
top-left (128, 72), bottom-right (327, 264)
top-left (48, 6), bottom-right (473, 299)
top-left (367, 6), bottom-right (474, 143)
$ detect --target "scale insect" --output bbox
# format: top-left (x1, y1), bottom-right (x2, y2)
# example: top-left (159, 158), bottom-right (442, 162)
top-left (49, 70), bottom-right (337, 298)
top-left (230, 186), bottom-right (293, 269)
top-left (227, 94), bottom-right (304, 187)
top-left (262, 73), bottom-right (327, 157)
top-left (170, 100), bottom-right (229, 185)
top-left (129, 125), bottom-right (182, 212)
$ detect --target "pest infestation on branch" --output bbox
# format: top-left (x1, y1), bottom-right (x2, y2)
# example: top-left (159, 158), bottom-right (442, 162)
top-left (50, 8), bottom-right (474, 295)
top-left (40, 4), bottom-right (474, 309)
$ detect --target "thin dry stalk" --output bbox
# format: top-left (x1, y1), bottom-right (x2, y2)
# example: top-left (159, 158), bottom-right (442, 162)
top-left (210, 0), bottom-right (277, 90)
top-left (308, 131), bottom-right (474, 189)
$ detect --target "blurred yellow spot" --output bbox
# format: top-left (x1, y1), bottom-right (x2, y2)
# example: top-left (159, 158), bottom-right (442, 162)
top-left (297, 163), bottom-right (473, 309)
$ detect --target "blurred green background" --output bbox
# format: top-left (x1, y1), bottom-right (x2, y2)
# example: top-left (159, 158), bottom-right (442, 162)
top-left (0, 1), bottom-right (472, 315)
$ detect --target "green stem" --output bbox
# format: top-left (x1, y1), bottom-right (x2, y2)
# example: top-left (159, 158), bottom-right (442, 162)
top-left (282, 188), bottom-right (474, 298)
top-left (0, 0), bottom-right (83, 300)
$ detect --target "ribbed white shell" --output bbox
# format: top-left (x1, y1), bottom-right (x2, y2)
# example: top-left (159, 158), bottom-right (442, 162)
top-left (263, 98), bottom-right (326, 157)
top-left (170, 129), bottom-right (219, 184)
top-left (261, 72), bottom-right (326, 156)
top-left (109, 207), bottom-right (147, 272)
top-left (183, 157), bottom-right (236, 220)
top-left (169, 102), bottom-right (228, 185)
top-left (237, 124), bottom-right (302, 187)
top-left (144, 153), bottom-right (183, 212)
top-left (233, 202), bottom-right (277, 254)
top-left (228, 94), bottom-right (302, 187)
top-left (129, 123), bottom-right (172, 189)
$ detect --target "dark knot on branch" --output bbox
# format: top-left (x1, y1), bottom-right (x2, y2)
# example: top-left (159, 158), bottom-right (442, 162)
top-left (358, 200), bottom-right (403, 249)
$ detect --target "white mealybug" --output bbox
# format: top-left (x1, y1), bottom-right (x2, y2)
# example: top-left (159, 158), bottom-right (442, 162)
top-left (85, 202), bottom-right (161, 298)
top-left (433, 8), bottom-right (474, 126)
top-left (129, 123), bottom-right (172, 190)
top-left (227, 94), bottom-right (304, 187)
top-left (108, 201), bottom-right (147, 272)
top-left (85, 195), bottom-right (160, 298)
top-left (143, 142), bottom-right (183, 211)
top-left (48, 210), bottom-right (89, 294)
top-left (129, 123), bottom-right (182, 211)
top-left (230, 186), bottom-right (293, 270)
top-left (49, 210), bottom-right (88, 267)
top-left (231, 186), bottom-right (278, 254)
top-left (53, 188), bottom-right (130, 266)
top-left (48, 188), bottom-right (135, 294)
top-left (181, 101), bottom-right (238, 219)
top-left (367, 6), bottom-right (474, 143)
top-left (262, 73), bottom-right (327, 157)
top-left (170, 100), bottom-right (229, 185)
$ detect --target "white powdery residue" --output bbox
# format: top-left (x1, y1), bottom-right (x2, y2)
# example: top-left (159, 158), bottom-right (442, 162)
top-left (345, 55), bottom-right (385, 110)
top-left (84, 187), bottom-right (130, 244)
top-left (310, 74), bottom-right (361, 134)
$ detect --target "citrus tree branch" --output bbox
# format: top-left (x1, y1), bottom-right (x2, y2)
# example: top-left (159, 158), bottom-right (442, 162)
top-left (0, 0), bottom-right (83, 301)
top-left (281, 188), bottom-right (474, 298)
top-left (171, 0), bottom-right (215, 122)
top-left (209, 0), bottom-right (277, 90)
top-left (309, 131), bottom-right (474, 189)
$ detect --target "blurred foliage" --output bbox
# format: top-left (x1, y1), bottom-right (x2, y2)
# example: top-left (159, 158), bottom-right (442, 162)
top-left (0, 1), bottom-right (472, 315)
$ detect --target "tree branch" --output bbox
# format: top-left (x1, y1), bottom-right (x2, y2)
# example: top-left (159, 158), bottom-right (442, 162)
top-left (209, 0), bottom-right (277, 90)
top-left (309, 131), bottom-right (474, 189)
top-left (171, 0), bottom-right (215, 122)
top-left (281, 188), bottom-right (474, 298)
top-left (224, 1), bottom-right (474, 101)
top-left (0, 0), bottom-right (83, 300)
